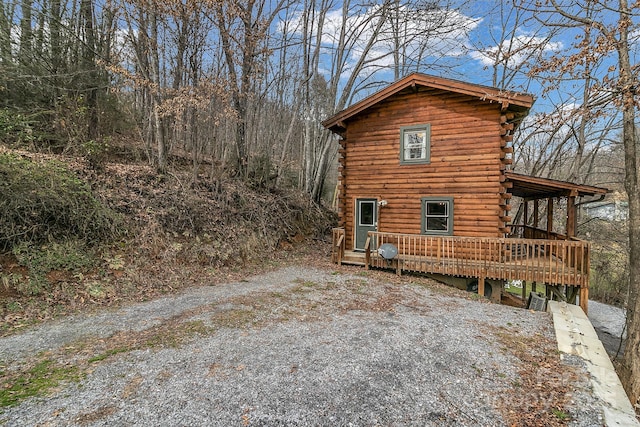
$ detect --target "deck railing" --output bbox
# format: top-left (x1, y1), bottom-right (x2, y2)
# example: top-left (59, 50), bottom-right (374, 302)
top-left (363, 231), bottom-right (590, 288)
top-left (510, 225), bottom-right (567, 241)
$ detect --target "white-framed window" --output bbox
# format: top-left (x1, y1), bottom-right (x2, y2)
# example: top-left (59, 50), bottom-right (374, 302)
top-left (400, 124), bottom-right (430, 164)
top-left (421, 197), bottom-right (453, 235)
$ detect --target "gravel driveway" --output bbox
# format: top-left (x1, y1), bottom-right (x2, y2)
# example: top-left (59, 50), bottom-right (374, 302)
top-left (0, 264), bottom-right (603, 426)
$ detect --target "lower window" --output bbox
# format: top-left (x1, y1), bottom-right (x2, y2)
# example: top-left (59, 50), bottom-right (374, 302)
top-left (421, 197), bottom-right (453, 235)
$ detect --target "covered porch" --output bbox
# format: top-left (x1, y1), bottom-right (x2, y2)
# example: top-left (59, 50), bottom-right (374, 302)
top-left (331, 173), bottom-right (608, 314)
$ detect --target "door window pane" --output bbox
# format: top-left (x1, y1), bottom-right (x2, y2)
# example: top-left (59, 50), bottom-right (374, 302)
top-left (359, 201), bottom-right (375, 226)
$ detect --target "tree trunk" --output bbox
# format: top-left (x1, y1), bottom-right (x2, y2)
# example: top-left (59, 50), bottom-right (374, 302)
top-left (303, 113), bottom-right (313, 193)
top-left (617, 0), bottom-right (640, 411)
top-left (18, 0), bottom-right (32, 66)
top-left (80, 0), bottom-right (99, 139)
top-left (149, 10), bottom-right (166, 173)
top-left (310, 131), bottom-right (334, 202)
top-left (275, 109), bottom-right (297, 188)
top-left (0, 4), bottom-right (12, 63)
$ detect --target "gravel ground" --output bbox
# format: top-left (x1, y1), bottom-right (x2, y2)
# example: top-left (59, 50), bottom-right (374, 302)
top-left (0, 265), bottom-right (604, 426)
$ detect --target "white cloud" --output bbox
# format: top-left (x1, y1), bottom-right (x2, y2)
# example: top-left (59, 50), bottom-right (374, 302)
top-left (281, 4), bottom-right (481, 76)
top-left (469, 33), bottom-right (563, 68)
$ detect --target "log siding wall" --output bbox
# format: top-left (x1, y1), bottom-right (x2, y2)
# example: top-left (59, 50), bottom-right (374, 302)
top-left (338, 87), bottom-right (511, 250)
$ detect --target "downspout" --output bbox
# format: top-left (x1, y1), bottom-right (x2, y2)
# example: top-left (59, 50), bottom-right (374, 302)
top-left (575, 194), bottom-right (607, 208)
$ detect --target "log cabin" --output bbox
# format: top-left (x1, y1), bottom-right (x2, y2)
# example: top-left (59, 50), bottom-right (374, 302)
top-left (323, 73), bottom-right (608, 314)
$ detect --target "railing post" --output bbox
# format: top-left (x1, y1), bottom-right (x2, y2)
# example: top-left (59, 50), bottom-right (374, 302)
top-left (364, 235), bottom-right (371, 270)
top-left (332, 228), bottom-right (345, 265)
top-left (396, 236), bottom-right (402, 276)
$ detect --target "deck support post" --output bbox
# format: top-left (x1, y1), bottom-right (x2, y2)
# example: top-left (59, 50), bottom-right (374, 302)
top-left (521, 281), bottom-right (527, 302)
top-left (532, 281), bottom-right (537, 293)
top-left (478, 277), bottom-right (485, 298)
top-left (491, 281), bottom-right (502, 304)
top-left (579, 287), bottom-right (589, 314)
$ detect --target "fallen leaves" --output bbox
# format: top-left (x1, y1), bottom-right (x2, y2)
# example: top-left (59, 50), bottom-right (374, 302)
top-left (494, 326), bottom-right (580, 426)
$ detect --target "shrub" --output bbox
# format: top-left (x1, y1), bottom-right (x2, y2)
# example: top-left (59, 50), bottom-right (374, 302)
top-left (0, 153), bottom-right (123, 251)
top-left (12, 240), bottom-right (96, 295)
top-left (0, 109), bottom-right (39, 147)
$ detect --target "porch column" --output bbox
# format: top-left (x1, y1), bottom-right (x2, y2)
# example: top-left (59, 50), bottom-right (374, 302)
top-left (566, 190), bottom-right (578, 238)
top-left (533, 199), bottom-right (539, 228)
top-left (547, 198), bottom-right (554, 238)
top-left (523, 200), bottom-right (529, 228)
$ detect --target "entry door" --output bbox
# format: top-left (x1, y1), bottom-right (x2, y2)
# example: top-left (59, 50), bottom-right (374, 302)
top-left (355, 198), bottom-right (377, 251)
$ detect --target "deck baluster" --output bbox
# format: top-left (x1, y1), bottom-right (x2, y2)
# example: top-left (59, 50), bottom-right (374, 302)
top-left (340, 231), bottom-right (590, 306)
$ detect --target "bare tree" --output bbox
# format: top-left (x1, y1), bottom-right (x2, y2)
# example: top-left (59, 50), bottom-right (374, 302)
top-left (210, 0), bottom-right (290, 178)
top-left (387, 0), bottom-right (473, 81)
top-left (464, 1), bottom-right (559, 91)
top-left (0, 0), bottom-right (17, 108)
top-left (18, 0), bottom-right (32, 66)
top-left (292, 0), bottom-right (474, 201)
top-left (119, 0), bottom-right (168, 170)
top-left (519, 0), bottom-right (640, 410)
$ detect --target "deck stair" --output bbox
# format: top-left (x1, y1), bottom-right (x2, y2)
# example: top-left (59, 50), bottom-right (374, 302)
top-left (509, 242), bottom-right (545, 259)
top-left (341, 250), bottom-right (366, 266)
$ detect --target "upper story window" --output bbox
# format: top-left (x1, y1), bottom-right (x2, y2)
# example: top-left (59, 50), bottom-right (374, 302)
top-left (400, 124), bottom-right (431, 164)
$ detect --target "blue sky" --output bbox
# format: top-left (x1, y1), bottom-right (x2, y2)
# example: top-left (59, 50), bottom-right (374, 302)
top-left (275, 0), bottom-right (638, 118)
top-left (278, 1), bottom-right (553, 106)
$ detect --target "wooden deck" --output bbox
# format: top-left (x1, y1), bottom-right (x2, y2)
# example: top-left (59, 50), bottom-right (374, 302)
top-left (332, 228), bottom-right (591, 312)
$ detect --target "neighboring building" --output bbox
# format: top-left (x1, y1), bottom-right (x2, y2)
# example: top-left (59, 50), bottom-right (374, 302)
top-left (324, 73), bottom-right (608, 313)
top-left (585, 200), bottom-right (628, 221)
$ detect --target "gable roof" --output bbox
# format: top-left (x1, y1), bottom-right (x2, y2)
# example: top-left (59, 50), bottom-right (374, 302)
top-left (323, 73), bottom-right (536, 134)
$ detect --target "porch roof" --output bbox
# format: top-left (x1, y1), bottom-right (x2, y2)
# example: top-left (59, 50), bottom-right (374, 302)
top-left (505, 171), bottom-right (610, 200)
